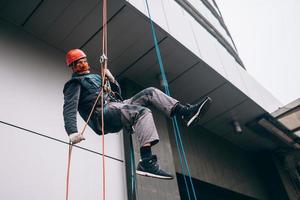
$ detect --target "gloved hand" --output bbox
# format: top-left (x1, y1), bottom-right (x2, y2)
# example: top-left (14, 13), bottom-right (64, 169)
top-left (69, 132), bottom-right (85, 144)
top-left (104, 69), bottom-right (115, 83)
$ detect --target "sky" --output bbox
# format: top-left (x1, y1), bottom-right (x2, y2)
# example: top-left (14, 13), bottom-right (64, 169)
top-left (215, 0), bottom-right (299, 105)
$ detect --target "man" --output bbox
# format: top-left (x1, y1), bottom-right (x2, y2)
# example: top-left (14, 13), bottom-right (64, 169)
top-left (63, 49), bottom-right (212, 180)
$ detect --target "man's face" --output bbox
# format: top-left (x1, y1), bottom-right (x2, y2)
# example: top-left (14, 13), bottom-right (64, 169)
top-left (72, 58), bottom-right (90, 73)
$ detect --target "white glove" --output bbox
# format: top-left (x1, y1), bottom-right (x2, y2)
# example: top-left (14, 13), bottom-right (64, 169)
top-left (104, 69), bottom-right (115, 83)
top-left (69, 132), bottom-right (85, 144)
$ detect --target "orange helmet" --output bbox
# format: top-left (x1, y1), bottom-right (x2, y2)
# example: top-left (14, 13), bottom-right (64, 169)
top-left (65, 49), bottom-right (87, 66)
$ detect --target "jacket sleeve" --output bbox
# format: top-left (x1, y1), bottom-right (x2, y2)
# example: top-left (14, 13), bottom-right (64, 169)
top-left (110, 80), bottom-right (122, 97)
top-left (63, 80), bottom-right (81, 135)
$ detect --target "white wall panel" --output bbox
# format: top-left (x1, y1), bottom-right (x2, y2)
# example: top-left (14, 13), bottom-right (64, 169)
top-left (0, 19), bottom-right (126, 200)
top-left (215, 42), bottom-right (248, 95)
top-left (127, 0), bottom-right (169, 31)
top-left (215, 42), bottom-right (282, 112)
top-left (238, 66), bottom-right (282, 113)
top-left (144, 0), bottom-right (169, 32)
top-left (191, 17), bottom-right (227, 78)
top-left (0, 125), bottom-right (126, 200)
top-left (182, 7), bottom-right (202, 57)
top-left (149, 0), bottom-right (199, 57)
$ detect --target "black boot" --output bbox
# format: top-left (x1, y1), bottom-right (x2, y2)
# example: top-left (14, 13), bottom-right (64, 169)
top-left (136, 155), bottom-right (174, 180)
top-left (173, 96), bottom-right (212, 127)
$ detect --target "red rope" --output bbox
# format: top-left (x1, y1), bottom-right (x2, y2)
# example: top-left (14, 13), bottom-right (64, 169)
top-left (101, 0), bottom-right (108, 199)
top-left (65, 144), bottom-right (73, 200)
top-left (101, 78), bottom-right (106, 200)
top-left (65, 0), bottom-right (108, 199)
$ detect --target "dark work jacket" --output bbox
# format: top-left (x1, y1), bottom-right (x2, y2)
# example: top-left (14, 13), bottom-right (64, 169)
top-left (63, 72), bottom-right (121, 135)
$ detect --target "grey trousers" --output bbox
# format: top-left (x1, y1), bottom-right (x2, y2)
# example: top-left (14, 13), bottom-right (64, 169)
top-left (101, 87), bottom-right (178, 147)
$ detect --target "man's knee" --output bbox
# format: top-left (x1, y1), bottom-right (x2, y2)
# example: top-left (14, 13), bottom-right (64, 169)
top-left (143, 87), bottom-right (159, 96)
top-left (123, 104), bottom-right (151, 122)
top-left (139, 106), bottom-right (151, 116)
top-left (131, 87), bottom-right (159, 104)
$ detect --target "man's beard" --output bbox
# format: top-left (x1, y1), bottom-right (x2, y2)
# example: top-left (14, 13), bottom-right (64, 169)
top-left (78, 64), bottom-right (90, 73)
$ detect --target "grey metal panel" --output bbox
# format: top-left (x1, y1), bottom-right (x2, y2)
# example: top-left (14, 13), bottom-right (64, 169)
top-left (120, 44), bottom-right (164, 87)
top-left (203, 99), bottom-right (264, 135)
top-left (120, 37), bottom-right (199, 88)
top-left (107, 7), bottom-right (161, 74)
top-left (169, 61), bottom-right (226, 103)
top-left (220, 129), bottom-right (278, 151)
top-left (0, 0), bottom-right (41, 25)
top-left (162, 40), bottom-right (199, 81)
top-left (168, 123), bottom-right (271, 199)
top-left (40, 0), bottom-right (99, 47)
top-left (78, 5), bottom-right (163, 74)
top-left (24, 0), bottom-right (73, 36)
top-left (200, 83), bottom-right (248, 124)
top-left (99, 7), bottom-right (167, 77)
top-left (60, 0), bottom-right (125, 51)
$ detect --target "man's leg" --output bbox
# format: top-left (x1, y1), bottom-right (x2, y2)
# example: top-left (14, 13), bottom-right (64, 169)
top-left (104, 102), bottom-right (173, 179)
top-left (125, 87), bottom-right (212, 127)
top-left (124, 87), bottom-right (178, 117)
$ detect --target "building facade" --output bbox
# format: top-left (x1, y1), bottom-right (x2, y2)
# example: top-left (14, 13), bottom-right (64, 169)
top-left (0, 0), bottom-right (298, 199)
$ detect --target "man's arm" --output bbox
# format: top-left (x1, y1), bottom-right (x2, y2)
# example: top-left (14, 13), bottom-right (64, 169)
top-left (63, 80), bottom-right (86, 144)
top-left (104, 69), bottom-right (115, 83)
top-left (105, 69), bottom-right (122, 97)
top-left (63, 80), bottom-right (81, 135)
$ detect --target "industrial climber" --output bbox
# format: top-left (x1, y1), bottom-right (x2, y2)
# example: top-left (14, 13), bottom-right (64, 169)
top-left (63, 49), bottom-right (212, 180)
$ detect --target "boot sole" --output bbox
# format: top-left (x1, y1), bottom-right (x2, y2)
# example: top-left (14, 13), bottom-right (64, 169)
top-left (187, 97), bottom-right (212, 127)
top-left (136, 170), bottom-right (174, 180)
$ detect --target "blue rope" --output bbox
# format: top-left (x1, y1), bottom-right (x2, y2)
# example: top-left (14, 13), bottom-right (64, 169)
top-left (144, 1), bottom-right (197, 199)
top-left (171, 119), bottom-right (192, 200)
top-left (173, 116), bottom-right (197, 198)
top-left (130, 136), bottom-right (137, 199)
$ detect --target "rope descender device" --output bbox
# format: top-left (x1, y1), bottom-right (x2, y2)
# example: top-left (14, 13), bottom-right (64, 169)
top-left (99, 53), bottom-right (108, 64)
